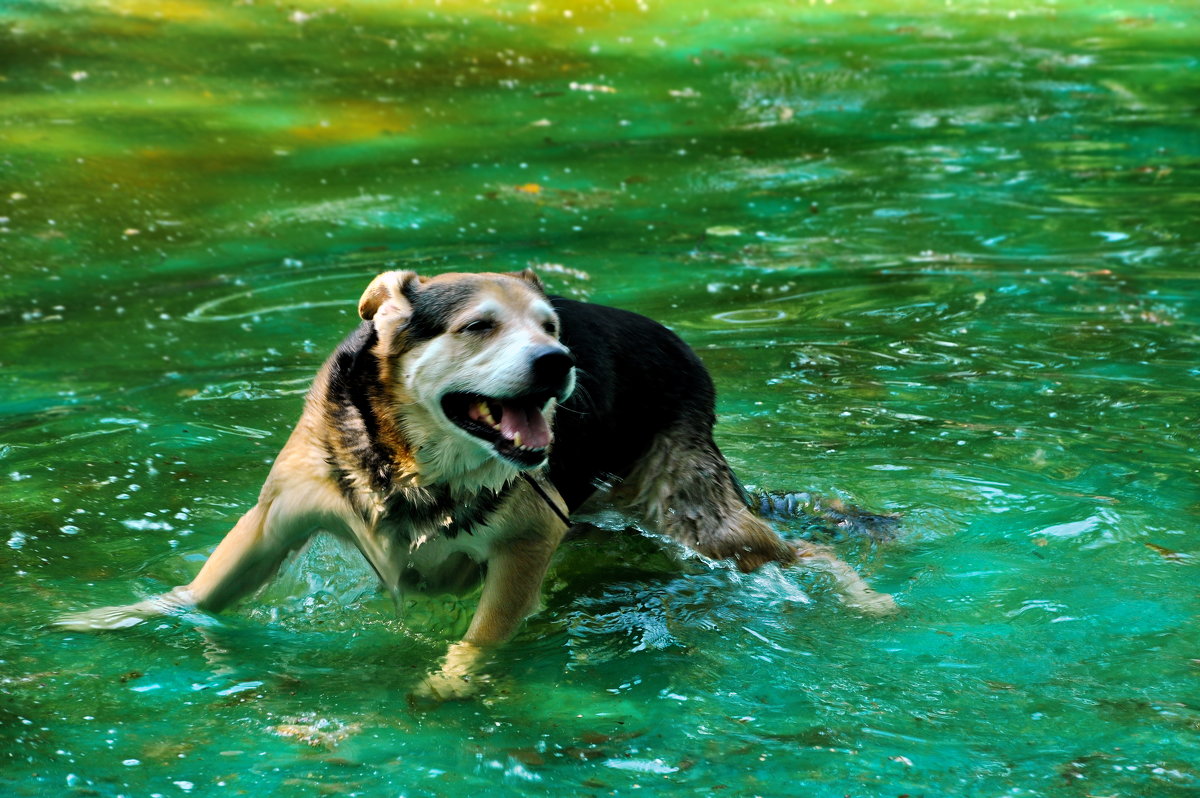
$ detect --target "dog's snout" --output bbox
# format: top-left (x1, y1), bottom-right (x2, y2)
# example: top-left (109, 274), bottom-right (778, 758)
top-left (531, 347), bottom-right (575, 387)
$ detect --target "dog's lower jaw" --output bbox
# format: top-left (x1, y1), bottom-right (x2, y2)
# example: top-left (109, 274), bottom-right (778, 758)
top-left (439, 392), bottom-right (559, 470)
top-left (406, 419), bottom-right (526, 494)
top-left (391, 403), bottom-right (506, 491)
top-left (418, 440), bottom-right (522, 494)
top-left (402, 401), bottom-right (554, 493)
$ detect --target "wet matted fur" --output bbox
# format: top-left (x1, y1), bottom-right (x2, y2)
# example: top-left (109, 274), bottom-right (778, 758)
top-left (57, 269), bottom-right (895, 698)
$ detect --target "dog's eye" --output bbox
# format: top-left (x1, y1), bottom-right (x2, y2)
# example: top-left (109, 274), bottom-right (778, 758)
top-left (543, 321), bottom-right (559, 335)
top-left (461, 319), bottom-right (495, 334)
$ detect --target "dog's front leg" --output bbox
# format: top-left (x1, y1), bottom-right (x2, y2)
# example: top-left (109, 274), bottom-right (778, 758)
top-left (55, 488), bottom-right (322, 631)
top-left (416, 531), bottom-right (561, 701)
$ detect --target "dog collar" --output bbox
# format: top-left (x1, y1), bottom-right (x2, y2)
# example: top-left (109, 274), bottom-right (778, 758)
top-left (520, 472), bottom-right (572, 528)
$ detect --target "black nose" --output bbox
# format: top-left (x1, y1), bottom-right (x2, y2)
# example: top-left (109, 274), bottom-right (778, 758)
top-left (531, 347), bottom-right (575, 388)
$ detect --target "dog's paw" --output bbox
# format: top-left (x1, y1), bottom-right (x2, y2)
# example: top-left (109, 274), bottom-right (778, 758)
top-left (53, 590), bottom-right (194, 632)
top-left (413, 669), bottom-right (484, 702)
top-left (845, 588), bottom-right (900, 616)
top-left (53, 605), bottom-right (154, 631)
top-left (411, 640), bottom-right (492, 702)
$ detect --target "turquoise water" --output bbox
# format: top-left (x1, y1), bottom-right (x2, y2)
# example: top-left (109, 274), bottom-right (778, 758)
top-left (3, 0), bottom-right (1199, 795)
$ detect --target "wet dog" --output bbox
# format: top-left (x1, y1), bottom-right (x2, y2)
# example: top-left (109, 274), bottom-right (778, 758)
top-left (57, 269), bottom-right (894, 698)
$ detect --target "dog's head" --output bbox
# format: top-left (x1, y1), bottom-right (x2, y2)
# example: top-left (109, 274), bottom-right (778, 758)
top-left (358, 269), bottom-right (575, 475)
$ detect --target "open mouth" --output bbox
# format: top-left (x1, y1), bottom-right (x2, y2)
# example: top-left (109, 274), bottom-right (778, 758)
top-left (440, 391), bottom-right (557, 468)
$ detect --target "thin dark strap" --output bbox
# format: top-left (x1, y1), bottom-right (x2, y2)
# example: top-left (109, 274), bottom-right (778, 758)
top-left (520, 472), bottom-right (572, 528)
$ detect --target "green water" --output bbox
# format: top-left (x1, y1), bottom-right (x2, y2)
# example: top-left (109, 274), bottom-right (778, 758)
top-left (3, 0), bottom-right (1198, 795)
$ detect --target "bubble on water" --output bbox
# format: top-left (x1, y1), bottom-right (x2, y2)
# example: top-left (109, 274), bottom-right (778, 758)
top-left (99, 417), bottom-right (149, 429)
top-left (216, 681), bottom-right (263, 697)
top-left (121, 519), bottom-right (174, 532)
top-left (604, 757), bottom-right (679, 774)
top-left (1034, 517), bottom-right (1099, 540)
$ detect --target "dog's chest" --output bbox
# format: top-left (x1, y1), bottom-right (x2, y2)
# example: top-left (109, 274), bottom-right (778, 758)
top-left (367, 485), bottom-right (511, 592)
top-left (382, 484), bottom-right (507, 539)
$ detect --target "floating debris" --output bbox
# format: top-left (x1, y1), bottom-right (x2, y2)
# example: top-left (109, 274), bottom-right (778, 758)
top-left (1145, 542), bottom-right (1194, 563)
top-left (270, 715), bottom-right (362, 749)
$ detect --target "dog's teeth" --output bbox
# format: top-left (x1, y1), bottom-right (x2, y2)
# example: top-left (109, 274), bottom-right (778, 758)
top-left (476, 401), bottom-right (499, 427)
top-left (513, 432), bottom-right (523, 448)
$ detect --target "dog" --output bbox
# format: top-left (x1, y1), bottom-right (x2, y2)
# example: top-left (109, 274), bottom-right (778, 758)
top-left (57, 269), bottom-right (895, 698)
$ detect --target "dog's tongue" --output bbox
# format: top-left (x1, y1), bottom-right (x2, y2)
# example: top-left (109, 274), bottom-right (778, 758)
top-left (499, 400), bottom-right (552, 450)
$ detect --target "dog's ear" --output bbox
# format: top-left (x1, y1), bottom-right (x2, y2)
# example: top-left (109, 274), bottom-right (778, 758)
top-left (359, 271), bottom-right (420, 322)
top-left (508, 268), bottom-right (545, 293)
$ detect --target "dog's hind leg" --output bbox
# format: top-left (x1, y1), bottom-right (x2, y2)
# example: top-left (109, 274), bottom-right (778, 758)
top-left (622, 428), bottom-right (792, 572)
top-left (621, 429), bottom-right (897, 613)
top-left (787, 539), bottom-right (898, 614)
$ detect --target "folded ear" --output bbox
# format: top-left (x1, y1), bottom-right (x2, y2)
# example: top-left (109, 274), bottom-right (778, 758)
top-left (358, 271), bottom-right (421, 322)
top-left (508, 268), bottom-right (545, 293)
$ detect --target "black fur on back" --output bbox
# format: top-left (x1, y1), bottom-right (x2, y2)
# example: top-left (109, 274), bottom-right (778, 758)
top-left (547, 296), bottom-right (718, 511)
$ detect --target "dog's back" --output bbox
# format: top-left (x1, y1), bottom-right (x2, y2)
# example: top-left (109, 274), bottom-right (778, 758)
top-left (547, 297), bottom-right (717, 511)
